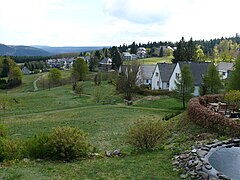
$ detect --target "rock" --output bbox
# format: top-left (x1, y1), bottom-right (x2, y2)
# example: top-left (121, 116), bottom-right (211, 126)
top-left (201, 146), bottom-right (210, 151)
top-left (113, 149), bottom-right (121, 156)
top-left (172, 160), bottom-right (179, 166)
top-left (197, 150), bottom-right (208, 157)
top-left (204, 163), bottom-right (212, 170)
top-left (105, 151), bottom-right (112, 157)
top-left (198, 171), bottom-right (209, 179)
top-left (191, 149), bottom-right (197, 153)
top-left (180, 174), bottom-right (188, 179)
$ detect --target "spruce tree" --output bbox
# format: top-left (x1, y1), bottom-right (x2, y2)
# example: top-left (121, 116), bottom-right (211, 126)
top-left (227, 56), bottom-right (240, 90)
top-left (201, 63), bottom-right (222, 95)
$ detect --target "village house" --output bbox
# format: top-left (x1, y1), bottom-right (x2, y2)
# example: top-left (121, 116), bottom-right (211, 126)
top-left (21, 66), bottom-right (31, 75)
top-left (137, 65), bottom-right (155, 86)
top-left (151, 62), bottom-right (210, 96)
top-left (217, 62), bottom-right (234, 80)
top-left (99, 57), bottom-right (112, 70)
top-left (151, 63), bottom-right (176, 90)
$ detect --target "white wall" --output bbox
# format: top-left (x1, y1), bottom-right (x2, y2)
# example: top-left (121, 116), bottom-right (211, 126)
top-left (193, 86), bottom-right (200, 96)
top-left (151, 65), bottom-right (160, 90)
top-left (218, 70), bottom-right (228, 79)
top-left (169, 63), bottom-right (180, 91)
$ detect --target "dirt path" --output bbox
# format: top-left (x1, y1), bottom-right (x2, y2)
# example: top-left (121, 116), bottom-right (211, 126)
top-left (33, 75), bottom-right (42, 91)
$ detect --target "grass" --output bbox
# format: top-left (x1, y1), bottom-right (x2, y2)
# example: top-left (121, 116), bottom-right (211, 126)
top-left (0, 72), bottom-right (222, 179)
top-left (135, 56), bottom-right (173, 65)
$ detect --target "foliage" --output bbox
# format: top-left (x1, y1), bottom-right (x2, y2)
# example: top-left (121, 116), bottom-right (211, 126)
top-left (227, 56), bottom-right (240, 90)
top-left (48, 68), bottom-right (62, 87)
top-left (26, 134), bottom-right (50, 159)
top-left (195, 45), bottom-right (205, 61)
top-left (159, 47), bottom-right (163, 57)
top-left (111, 46), bottom-right (123, 70)
top-left (72, 58), bottom-right (88, 81)
top-left (172, 37), bottom-right (196, 63)
top-left (0, 138), bottom-right (25, 161)
top-left (188, 95), bottom-right (240, 136)
top-left (74, 82), bottom-right (84, 95)
top-left (201, 63), bottom-right (222, 95)
top-left (127, 120), bottom-right (165, 150)
top-left (0, 124), bottom-right (7, 138)
top-left (48, 126), bottom-right (90, 160)
top-left (174, 64), bottom-right (194, 108)
top-left (8, 66), bottom-right (23, 81)
top-left (224, 90), bottom-right (240, 108)
top-left (88, 57), bottom-right (99, 71)
top-left (116, 62), bottom-right (140, 100)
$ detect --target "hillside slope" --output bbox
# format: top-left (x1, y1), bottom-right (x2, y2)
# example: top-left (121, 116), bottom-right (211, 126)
top-left (0, 44), bottom-right (51, 56)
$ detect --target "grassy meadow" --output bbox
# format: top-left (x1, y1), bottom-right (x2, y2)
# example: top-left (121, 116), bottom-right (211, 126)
top-left (0, 71), bottom-right (217, 179)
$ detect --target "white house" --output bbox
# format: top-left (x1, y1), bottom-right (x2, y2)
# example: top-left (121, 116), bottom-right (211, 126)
top-left (151, 63), bottom-right (176, 90)
top-left (137, 47), bottom-right (147, 58)
top-left (217, 62), bottom-right (234, 79)
top-left (137, 65), bottom-right (155, 86)
top-left (151, 62), bottom-right (210, 96)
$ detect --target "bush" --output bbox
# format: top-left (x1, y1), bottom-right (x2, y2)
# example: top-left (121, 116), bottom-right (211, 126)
top-left (0, 79), bottom-right (7, 89)
top-left (48, 126), bottom-right (90, 160)
top-left (0, 138), bottom-right (25, 161)
top-left (127, 120), bottom-right (165, 150)
top-left (0, 124), bottom-right (7, 138)
top-left (26, 134), bottom-right (51, 159)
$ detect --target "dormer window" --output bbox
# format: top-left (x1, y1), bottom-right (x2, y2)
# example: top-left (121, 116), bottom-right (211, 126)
top-left (156, 72), bottom-right (159, 77)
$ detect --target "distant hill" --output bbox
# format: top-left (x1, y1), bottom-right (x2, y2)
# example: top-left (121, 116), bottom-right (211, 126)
top-left (34, 46), bottom-right (110, 55)
top-left (0, 44), bottom-right (51, 56)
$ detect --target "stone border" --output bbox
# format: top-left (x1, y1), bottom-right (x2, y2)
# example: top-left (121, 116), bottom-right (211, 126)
top-left (173, 138), bottom-right (240, 179)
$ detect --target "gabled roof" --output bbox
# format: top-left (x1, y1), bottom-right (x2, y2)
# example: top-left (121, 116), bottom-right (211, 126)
top-left (217, 62), bottom-right (234, 71)
top-left (100, 57), bottom-right (112, 65)
top-left (157, 63), bottom-right (176, 82)
top-left (179, 62), bottom-right (210, 85)
top-left (141, 65), bottom-right (155, 79)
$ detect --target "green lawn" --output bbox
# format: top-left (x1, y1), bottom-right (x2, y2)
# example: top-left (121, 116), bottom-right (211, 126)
top-left (0, 72), bottom-right (218, 179)
top-left (135, 57), bottom-right (173, 65)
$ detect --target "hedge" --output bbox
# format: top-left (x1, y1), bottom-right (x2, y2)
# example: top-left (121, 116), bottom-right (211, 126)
top-left (188, 94), bottom-right (240, 136)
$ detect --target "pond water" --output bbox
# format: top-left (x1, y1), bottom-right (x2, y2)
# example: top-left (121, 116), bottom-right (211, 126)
top-left (208, 147), bottom-right (240, 179)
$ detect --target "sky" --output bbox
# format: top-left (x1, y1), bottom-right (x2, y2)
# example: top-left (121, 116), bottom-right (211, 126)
top-left (0, 0), bottom-right (239, 47)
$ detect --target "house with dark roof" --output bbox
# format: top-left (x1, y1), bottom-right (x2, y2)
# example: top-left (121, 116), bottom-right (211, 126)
top-left (151, 63), bottom-right (176, 90)
top-left (176, 62), bottom-right (210, 96)
top-left (151, 62), bottom-right (210, 96)
top-left (137, 65), bottom-right (155, 86)
top-left (217, 62), bottom-right (233, 79)
top-left (99, 57), bottom-right (112, 70)
top-left (21, 66), bottom-right (31, 75)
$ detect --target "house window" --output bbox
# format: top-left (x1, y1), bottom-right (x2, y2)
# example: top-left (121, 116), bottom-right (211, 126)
top-left (146, 79), bottom-right (149, 83)
top-left (156, 72), bottom-right (159, 77)
top-left (176, 73), bottom-right (180, 79)
top-left (222, 72), bottom-right (226, 76)
top-left (157, 81), bottom-right (159, 86)
top-left (166, 82), bottom-right (169, 88)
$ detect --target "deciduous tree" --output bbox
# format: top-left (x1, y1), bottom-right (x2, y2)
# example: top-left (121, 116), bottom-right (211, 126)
top-left (72, 58), bottom-right (88, 81)
top-left (174, 64), bottom-right (194, 108)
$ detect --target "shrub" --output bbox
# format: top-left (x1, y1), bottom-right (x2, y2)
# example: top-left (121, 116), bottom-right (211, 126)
top-left (127, 120), bottom-right (165, 150)
top-left (48, 126), bottom-right (90, 160)
top-left (0, 124), bottom-right (7, 138)
top-left (0, 138), bottom-right (25, 161)
top-left (26, 134), bottom-right (51, 159)
top-left (188, 95), bottom-right (240, 136)
top-left (225, 90), bottom-right (240, 108)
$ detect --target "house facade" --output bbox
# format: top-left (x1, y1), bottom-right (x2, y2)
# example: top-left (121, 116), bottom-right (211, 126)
top-left (137, 65), bottom-right (155, 86)
top-left (151, 62), bottom-right (209, 96)
top-left (151, 63), bottom-right (176, 90)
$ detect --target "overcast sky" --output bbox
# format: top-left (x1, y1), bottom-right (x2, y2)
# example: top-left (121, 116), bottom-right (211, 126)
top-left (0, 0), bottom-right (239, 46)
